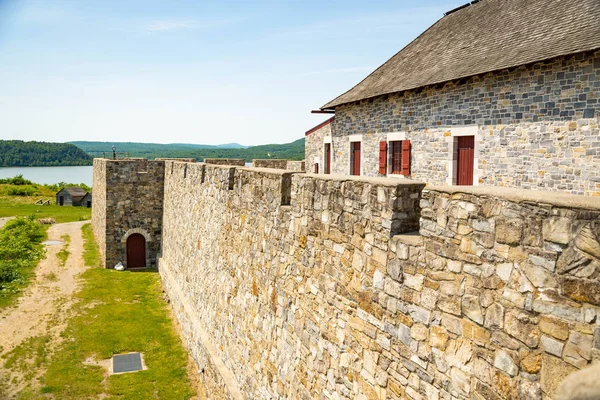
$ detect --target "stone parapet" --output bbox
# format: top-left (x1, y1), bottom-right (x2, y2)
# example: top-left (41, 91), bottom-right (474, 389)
top-left (251, 160), bottom-right (305, 172)
top-left (252, 159), bottom-right (288, 169)
top-left (93, 156), bottom-right (600, 399)
top-left (204, 158), bottom-right (246, 166)
top-left (286, 160), bottom-right (305, 171)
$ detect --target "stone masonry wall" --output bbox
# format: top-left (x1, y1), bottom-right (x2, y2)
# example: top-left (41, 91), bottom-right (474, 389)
top-left (158, 161), bottom-right (600, 399)
top-left (93, 158), bottom-right (166, 269)
top-left (286, 160), bottom-right (305, 172)
top-left (205, 158), bottom-right (246, 166)
top-left (252, 160), bottom-right (306, 171)
top-left (305, 119), bottom-right (331, 174)
top-left (322, 51), bottom-right (600, 195)
top-left (92, 158), bottom-right (108, 267)
top-left (253, 159), bottom-right (288, 169)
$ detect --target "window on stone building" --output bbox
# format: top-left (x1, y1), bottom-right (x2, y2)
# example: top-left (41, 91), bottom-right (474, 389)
top-left (390, 141), bottom-right (403, 174)
top-left (350, 141), bottom-right (361, 176)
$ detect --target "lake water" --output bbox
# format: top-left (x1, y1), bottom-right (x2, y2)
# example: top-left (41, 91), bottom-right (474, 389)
top-left (0, 166), bottom-right (93, 186)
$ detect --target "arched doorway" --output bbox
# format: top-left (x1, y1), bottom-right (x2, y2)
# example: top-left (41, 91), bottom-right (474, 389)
top-left (126, 233), bottom-right (146, 269)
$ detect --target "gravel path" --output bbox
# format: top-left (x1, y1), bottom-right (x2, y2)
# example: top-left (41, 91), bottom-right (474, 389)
top-left (0, 221), bottom-right (87, 397)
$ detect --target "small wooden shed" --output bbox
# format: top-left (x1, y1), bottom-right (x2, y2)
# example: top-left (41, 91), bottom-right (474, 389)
top-left (81, 192), bottom-right (92, 208)
top-left (56, 187), bottom-right (86, 206)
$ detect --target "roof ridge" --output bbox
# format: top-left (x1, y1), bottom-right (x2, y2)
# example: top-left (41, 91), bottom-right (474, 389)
top-left (320, 0), bottom-right (600, 109)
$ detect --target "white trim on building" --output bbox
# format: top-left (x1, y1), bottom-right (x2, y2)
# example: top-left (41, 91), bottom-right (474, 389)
top-left (446, 125), bottom-right (480, 186)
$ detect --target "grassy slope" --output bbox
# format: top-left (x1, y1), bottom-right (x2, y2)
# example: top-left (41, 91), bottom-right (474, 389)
top-left (38, 224), bottom-right (196, 399)
top-left (0, 184), bottom-right (91, 223)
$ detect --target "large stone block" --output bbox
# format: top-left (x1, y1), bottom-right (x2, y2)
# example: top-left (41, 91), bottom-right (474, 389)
top-left (496, 218), bottom-right (523, 245)
top-left (540, 354), bottom-right (577, 398)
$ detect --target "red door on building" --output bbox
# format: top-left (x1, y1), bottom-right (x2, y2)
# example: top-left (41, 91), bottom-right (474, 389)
top-left (127, 233), bottom-right (146, 268)
top-left (457, 136), bottom-right (475, 186)
top-left (351, 142), bottom-right (361, 176)
top-left (324, 143), bottom-right (331, 174)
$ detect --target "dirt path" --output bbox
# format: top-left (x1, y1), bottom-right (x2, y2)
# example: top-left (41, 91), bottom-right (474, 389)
top-left (0, 217), bottom-right (14, 229)
top-left (0, 221), bottom-right (87, 397)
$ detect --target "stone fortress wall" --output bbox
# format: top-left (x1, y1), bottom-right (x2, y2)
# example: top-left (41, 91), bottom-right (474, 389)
top-left (306, 51), bottom-right (600, 195)
top-left (253, 159), bottom-right (306, 171)
top-left (148, 160), bottom-right (600, 400)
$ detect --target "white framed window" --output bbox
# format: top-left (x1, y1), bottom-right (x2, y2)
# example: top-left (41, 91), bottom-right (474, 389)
top-left (349, 135), bottom-right (362, 176)
top-left (446, 125), bottom-right (480, 186)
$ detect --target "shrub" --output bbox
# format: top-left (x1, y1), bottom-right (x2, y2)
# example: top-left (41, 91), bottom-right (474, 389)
top-left (0, 262), bottom-right (21, 284)
top-left (44, 182), bottom-right (92, 193)
top-left (7, 185), bottom-right (40, 196)
top-left (0, 217), bottom-right (44, 292)
top-left (0, 174), bottom-right (33, 185)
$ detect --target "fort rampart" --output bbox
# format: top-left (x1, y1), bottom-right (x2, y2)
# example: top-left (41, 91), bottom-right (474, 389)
top-left (149, 160), bottom-right (600, 399)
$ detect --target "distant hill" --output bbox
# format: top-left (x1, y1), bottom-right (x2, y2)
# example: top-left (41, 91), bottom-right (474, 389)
top-left (70, 139), bottom-right (304, 162)
top-left (70, 141), bottom-right (248, 154)
top-left (215, 143), bottom-right (248, 149)
top-left (0, 140), bottom-right (92, 167)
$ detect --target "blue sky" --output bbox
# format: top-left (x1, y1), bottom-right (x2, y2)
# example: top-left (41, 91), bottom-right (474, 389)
top-left (0, 0), bottom-right (458, 146)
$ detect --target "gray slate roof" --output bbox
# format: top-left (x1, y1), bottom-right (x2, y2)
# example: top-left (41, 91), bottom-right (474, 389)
top-left (57, 187), bottom-right (87, 198)
top-left (322, 0), bottom-right (600, 109)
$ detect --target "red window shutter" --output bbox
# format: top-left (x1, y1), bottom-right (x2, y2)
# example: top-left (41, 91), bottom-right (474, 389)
top-left (401, 140), bottom-right (411, 176)
top-left (378, 141), bottom-right (387, 174)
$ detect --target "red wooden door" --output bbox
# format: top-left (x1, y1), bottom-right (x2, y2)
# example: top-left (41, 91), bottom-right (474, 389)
top-left (352, 142), bottom-right (361, 176)
top-left (127, 233), bottom-right (146, 268)
top-left (325, 143), bottom-right (331, 174)
top-left (457, 136), bottom-right (475, 186)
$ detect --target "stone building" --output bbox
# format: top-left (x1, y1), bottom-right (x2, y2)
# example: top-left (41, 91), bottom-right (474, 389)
top-left (306, 0), bottom-right (600, 195)
top-left (92, 158), bottom-right (165, 269)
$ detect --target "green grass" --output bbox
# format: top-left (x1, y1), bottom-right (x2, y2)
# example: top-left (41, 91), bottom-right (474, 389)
top-left (0, 217), bottom-right (46, 310)
top-left (34, 225), bottom-right (196, 399)
top-left (43, 272), bottom-right (58, 282)
top-left (2, 335), bottom-right (51, 381)
top-left (56, 235), bottom-right (71, 267)
top-left (0, 183), bottom-right (91, 223)
top-left (81, 224), bottom-right (99, 267)
top-left (0, 203), bottom-right (91, 224)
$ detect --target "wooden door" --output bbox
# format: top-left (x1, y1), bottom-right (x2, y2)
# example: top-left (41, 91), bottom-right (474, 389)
top-left (457, 136), bottom-right (475, 186)
top-left (127, 234), bottom-right (146, 268)
top-left (352, 142), bottom-right (361, 176)
top-left (325, 143), bottom-right (331, 174)
top-left (59, 196), bottom-right (64, 206)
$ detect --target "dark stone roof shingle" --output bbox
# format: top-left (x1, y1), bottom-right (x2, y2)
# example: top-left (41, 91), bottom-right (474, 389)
top-left (57, 187), bottom-right (87, 197)
top-left (322, 0), bottom-right (600, 109)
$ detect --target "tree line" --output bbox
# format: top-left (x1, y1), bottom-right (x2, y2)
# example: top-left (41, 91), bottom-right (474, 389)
top-left (71, 138), bottom-right (305, 162)
top-left (0, 138), bottom-right (305, 167)
top-left (0, 141), bottom-right (92, 167)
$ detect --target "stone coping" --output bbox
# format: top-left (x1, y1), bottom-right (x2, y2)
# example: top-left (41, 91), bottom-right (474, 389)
top-left (95, 158), bottom-right (147, 162)
top-left (427, 185), bottom-right (600, 210)
top-left (155, 158), bottom-right (196, 162)
top-left (393, 231), bottom-right (423, 247)
top-left (303, 173), bottom-right (427, 188)
top-left (236, 166), bottom-right (300, 176)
